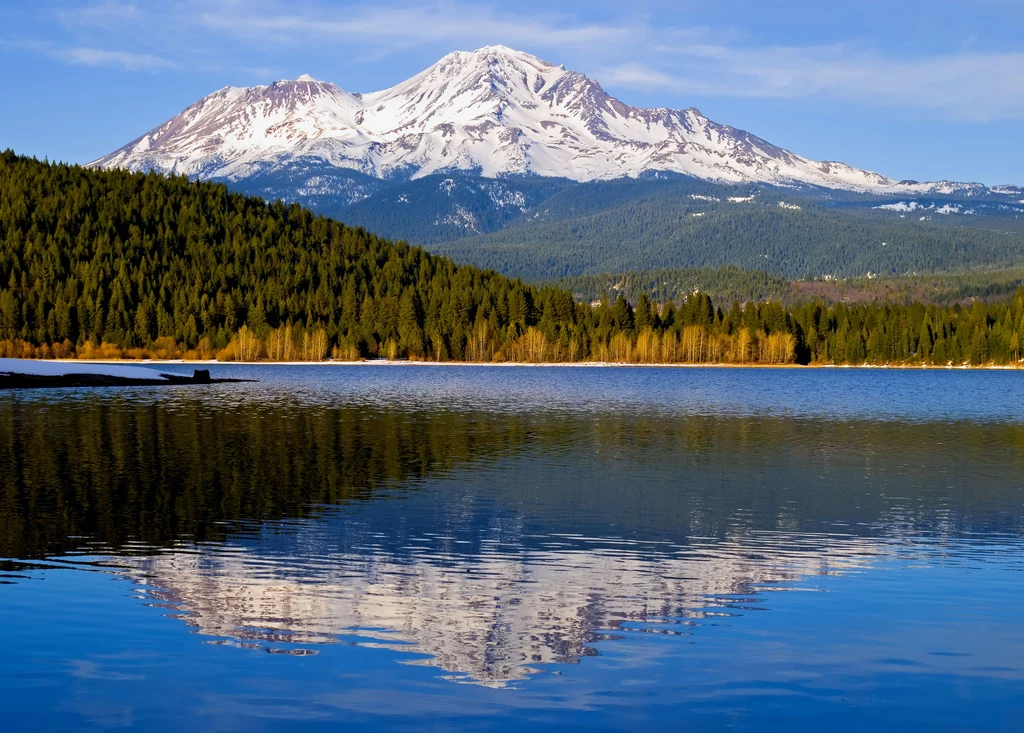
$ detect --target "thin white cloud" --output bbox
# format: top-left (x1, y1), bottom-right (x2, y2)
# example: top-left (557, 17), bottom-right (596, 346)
top-left (600, 63), bottom-right (707, 94)
top-left (60, 46), bottom-right (177, 71)
top-left (24, 0), bottom-right (1024, 120)
top-left (604, 42), bottom-right (1024, 121)
top-left (194, 1), bottom-right (633, 51)
top-left (3, 37), bottom-right (176, 71)
top-left (54, 1), bottom-right (142, 30)
top-left (41, 0), bottom-right (636, 78)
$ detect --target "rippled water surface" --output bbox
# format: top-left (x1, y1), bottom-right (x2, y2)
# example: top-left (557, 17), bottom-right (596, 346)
top-left (1, 366), bottom-right (1023, 731)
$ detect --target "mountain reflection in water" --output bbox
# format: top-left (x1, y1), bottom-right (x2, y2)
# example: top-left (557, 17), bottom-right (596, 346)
top-left (1, 367), bottom-right (1023, 727)
top-left (123, 527), bottom-right (884, 687)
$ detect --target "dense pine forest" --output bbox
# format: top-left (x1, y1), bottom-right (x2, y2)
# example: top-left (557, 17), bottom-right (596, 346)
top-left (553, 266), bottom-right (791, 307)
top-left (428, 176), bottom-right (1024, 280)
top-left (1, 151), bottom-right (1023, 366)
top-left (554, 265), bottom-right (1024, 308)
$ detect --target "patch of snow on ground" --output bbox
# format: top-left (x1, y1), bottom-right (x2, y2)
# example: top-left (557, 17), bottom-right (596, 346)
top-left (876, 201), bottom-right (921, 212)
top-left (778, 202), bottom-right (802, 210)
top-left (0, 359), bottom-right (169, 380)
top-left (689, 194), bottom-right (720, 202)
top-left (935, 204), bottom-right (961, 215)
top-left (728, 196), bottom-right (755, 203)
top-left (435, 204), bottom-right (479, 231)
top-left (487, 186), bottom-right (526, 209)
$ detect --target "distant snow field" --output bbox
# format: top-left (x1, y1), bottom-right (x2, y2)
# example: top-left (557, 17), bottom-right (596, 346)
top-left (875, 201), bottom-right (976, 216)
top-left (876, 201), bottom-right (922, 212)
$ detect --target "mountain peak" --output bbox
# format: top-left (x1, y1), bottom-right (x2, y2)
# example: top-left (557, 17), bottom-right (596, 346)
top-left (428, 46), bottom-right (558, 76)
top-left (462, 45), bottom-right (550, 63)
top-left (474, 44), bottom-right (527, 55)
top-left (92, 48), bottom-right (970, 194)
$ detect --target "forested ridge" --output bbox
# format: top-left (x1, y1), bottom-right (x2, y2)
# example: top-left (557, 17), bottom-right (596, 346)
top-left (554, 265), bottom-right (1024, 308)
top-left (223, 169), bottom-right (1024, 282)
top-left (553, 266), bottom-right (790, 306)
top-left (429, 178), bottom-right (1024, 280)
top-left (2, 151), bottom-right (1023, 366)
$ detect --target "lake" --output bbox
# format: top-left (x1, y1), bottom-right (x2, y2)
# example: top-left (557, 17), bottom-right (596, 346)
top-left (1, 365), bottom-right (1023, 731)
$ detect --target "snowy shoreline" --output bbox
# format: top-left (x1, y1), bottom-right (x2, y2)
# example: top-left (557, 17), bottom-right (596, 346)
top-left (0, 358), bottom-right (169, 380)
top-left (0, 359), bottom-right (254, 388)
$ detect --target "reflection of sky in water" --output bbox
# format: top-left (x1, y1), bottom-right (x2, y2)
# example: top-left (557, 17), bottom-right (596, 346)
top-left (18, 363), bottom-right (1024, 423)
top-left (1, 366), bottom-right (1023, 730)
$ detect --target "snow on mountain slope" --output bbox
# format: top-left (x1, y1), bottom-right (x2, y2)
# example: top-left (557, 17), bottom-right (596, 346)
top-left (91, 46), bottom-right (1010, 196)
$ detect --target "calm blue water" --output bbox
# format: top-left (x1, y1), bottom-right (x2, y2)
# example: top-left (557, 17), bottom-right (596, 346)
top-left (1, 366), bottom-right (1023, 731)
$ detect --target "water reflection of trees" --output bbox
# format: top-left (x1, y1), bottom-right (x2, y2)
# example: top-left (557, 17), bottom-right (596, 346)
top-left (2, 396), bottom-right (1023, 561)
top-left (0, 399), bottom-right (534, 557)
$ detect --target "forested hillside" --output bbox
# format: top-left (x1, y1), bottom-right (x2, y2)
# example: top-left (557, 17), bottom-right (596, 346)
top-left (334, 175), bottom-right (572, 243)
top-left (553, 266), bottom-right (790, 306)
top-left (0, 151), bottom-right (554, 362)
top-left (2, 152), bottom-right (1023, 366)
top-left (431, 180), bottom-right (1024, 280)
top-left (555, 265), bottom-right (1024, 308)
top-left (235, 173), bottom-right (1024, 283)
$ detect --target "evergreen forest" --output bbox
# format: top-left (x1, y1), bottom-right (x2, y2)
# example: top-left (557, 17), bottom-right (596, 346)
top-left (2, 152), bottom-right (1023, 367)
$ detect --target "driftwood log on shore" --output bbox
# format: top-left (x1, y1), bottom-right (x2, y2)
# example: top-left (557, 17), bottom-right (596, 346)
top-left (0, 368), bottom-right (255, 390)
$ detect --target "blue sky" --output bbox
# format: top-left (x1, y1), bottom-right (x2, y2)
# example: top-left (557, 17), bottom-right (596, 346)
top-left (3, 0), bottom-right (1024, 184)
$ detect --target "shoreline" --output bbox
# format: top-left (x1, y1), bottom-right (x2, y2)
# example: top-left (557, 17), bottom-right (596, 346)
top-left (14, 358), bottom-right (1024, 371)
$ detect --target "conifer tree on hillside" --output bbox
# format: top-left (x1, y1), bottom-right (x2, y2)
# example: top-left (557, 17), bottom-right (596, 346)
top-left (1, 152), bottom-right (1023, 367)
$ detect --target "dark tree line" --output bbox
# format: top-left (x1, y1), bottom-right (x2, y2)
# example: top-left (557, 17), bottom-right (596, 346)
top-left (1, 152), bottom-right (1022, 365)
top-left (554, 264), bottom-right (1024, 309)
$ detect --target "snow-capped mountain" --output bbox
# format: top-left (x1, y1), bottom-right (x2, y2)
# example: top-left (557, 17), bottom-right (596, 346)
top-left (91, 46), bottom-right (1011, 196)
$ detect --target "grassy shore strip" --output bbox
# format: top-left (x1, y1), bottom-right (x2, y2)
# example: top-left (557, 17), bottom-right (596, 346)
top-left (16, 358), bottom-right (1024, 370)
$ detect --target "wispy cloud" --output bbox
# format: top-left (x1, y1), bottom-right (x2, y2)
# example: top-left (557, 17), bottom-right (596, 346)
top-left (33, 0), bottom-right (635, 80)
top-left (602, 40), bottom-right (1024, 121)
top-left (59, 46), bottom-right (177, 71)
top-left (4, 37), bottom-right (176, 71)
top-left (601, 63), bottom-right (700, 93)
top-left (19, 0), bottom-right (1024, 120)
top-left (194, 1), bottom-right (634, 52)
top-left (48, 0), bottom-right (634, 56)
top-left (54, 1), bottom-right (143, 30)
